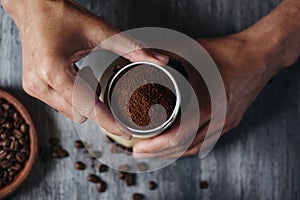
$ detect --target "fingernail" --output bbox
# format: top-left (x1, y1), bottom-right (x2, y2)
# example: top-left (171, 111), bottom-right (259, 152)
top-left (152, 51), bottom-right (169, 63)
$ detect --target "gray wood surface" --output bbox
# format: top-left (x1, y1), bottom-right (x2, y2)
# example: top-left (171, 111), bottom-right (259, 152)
top-left (1, 0), bottom-right (299, 199)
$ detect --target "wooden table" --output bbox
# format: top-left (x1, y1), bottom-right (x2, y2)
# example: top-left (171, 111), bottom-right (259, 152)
top-left (1, 0), bottom-right (299, 199)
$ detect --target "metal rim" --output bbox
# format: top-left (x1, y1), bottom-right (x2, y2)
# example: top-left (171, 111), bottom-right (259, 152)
top-left (107, 61), bottom-right (181, 137)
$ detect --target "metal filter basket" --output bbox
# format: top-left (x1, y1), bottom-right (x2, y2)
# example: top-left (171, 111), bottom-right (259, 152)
top-left (106, 62), bottom-right (181, 139)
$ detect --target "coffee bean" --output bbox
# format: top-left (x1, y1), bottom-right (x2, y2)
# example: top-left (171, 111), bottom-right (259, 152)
top-left (19, 138), bottom-right (27, 146)
top-left (10, 140), bottom-right (20, 151)
top-left (1, 139), bottom-right (11, 147)
top-left (148, 180), bottom-right (157, 190)
top-left (6, 152), bottom-right (15, 161)
top-left (75, 161), bottom-right (86, 170)
top-left (0, 150), bottom-right (7, 160)
top-left (16, 152), bottom-right (26, 163)
top-left (1, 160), bottom-right (12, 169)
top-left (87, 174), bottom-right (101, 183)
top-left (118, 171), bottom-right (127, 180)
top-left (0, 132), bottom-right (8, 140)
top-left (13, 118), bottom-right (22, 128)
top-left (2, 122), bottom-right (12, 129)
top-left (125, 173), bottom-right (135, 186)
top-left (74, 140), bottom-right (84, 149)
top-left (199, 180), bottom-right (208, 189)
top-left (99, 164), bottom-right (108, 173)
top-left (132, 193), bottom-right (145, 200)
top-left (96, 181), bottom-right (107, 193)
top-left (136, 162), bottom-right (148, 172)
top-left (8, 170), bottom-right (17, 177)
top-left (58, 149), bottom-right (69, 158)
top-left (20, 148), bottom-right (29, 157)
top-left (11, 163), bottom-right (21, 171)
top-left (1, 103), bottom-right (10, 110)
top-left (20, 123), bottom-right (29, 134)
top-left (13, 129), bottom-right (23, 139)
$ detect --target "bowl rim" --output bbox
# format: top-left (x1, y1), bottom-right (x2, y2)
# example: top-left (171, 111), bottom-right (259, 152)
top-left (0, 89), bottom-right (38, 199)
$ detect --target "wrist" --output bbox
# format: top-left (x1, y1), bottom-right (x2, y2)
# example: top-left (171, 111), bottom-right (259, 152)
top-left (2, 0), bottom-right (65, 28)
top-left (241, 0), bottom-right (300, 72)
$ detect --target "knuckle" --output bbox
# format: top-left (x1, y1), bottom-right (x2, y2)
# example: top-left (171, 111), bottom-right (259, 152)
top-left (22, 73), bottom-right (40, 94)
top-left (39, 64), bottom-right (55, 84)
top-left (132, 39), bottom-right (146, 51)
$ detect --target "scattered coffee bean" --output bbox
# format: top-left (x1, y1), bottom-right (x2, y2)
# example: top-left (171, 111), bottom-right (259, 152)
top-left (118, 171), bottom-right (127, 180)
top-left (74, 140), bottom-right (85, 149)
top-left (199, 180), bottom-right (209, 189)
top-left (49, 140), bottom-right (69, 159)
top-left (132, 193), bottom-right (145, 200)
top-left (96, 181), bottom-right (107, 193)
top-left (148, 180), bottom-right (157, 190)
top-left (58, 149), bottom-right (69, 158)
top-left (0, 98), bottom-right (30, 189)
top-left (136, 162), bottom-right (148, 172)
top-left (99, 164), bottom-right (108, 173)
top-left (75, 161), bottom-right (86, 170)
top-left (87, 174), bottom-right (101, 183)
top-left (125, 173), bottom-right (136, 186)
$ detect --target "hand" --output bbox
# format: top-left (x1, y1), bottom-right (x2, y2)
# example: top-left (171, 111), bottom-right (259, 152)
top-left (2, 0), bottom-right (169, 138)
top-left (133, 0), bottom-right (300, 157)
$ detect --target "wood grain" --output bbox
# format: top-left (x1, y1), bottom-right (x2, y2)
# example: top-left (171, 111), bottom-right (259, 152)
top-left (1, 0), bottom-right (299, 199)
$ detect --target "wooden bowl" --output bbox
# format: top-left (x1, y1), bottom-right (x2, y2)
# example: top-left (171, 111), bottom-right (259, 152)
top-left (0, 89), bottom-right (38, 199)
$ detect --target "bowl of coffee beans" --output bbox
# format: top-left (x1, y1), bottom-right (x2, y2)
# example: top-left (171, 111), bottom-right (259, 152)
top-left (0, 89), bottom-right (38, 199)
top-left (106, 62), bottom-right (181, 138)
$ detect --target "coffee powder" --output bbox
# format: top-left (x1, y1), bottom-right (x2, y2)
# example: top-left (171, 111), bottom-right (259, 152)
top-left (109, 64), bottom-right (177, 130)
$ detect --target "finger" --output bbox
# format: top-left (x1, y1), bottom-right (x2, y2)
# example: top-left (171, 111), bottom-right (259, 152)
top-left (133, 111), bottom-right (209, 154)
top-left (133, 120), bottom-right (211, 159)
top-left (39, 58), bottom-right (130, 137)
top-left (67, 0), bottom-right (169, 65)
top-left (98, 33), bottom-right (169, 65)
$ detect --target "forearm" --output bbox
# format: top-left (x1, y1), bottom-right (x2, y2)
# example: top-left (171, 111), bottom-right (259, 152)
top-left (242, 0), bottom-right (300, 71)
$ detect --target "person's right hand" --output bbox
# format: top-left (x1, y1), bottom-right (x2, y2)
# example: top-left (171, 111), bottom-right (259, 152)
top-left (2, 0), bottom-right (169, 138)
